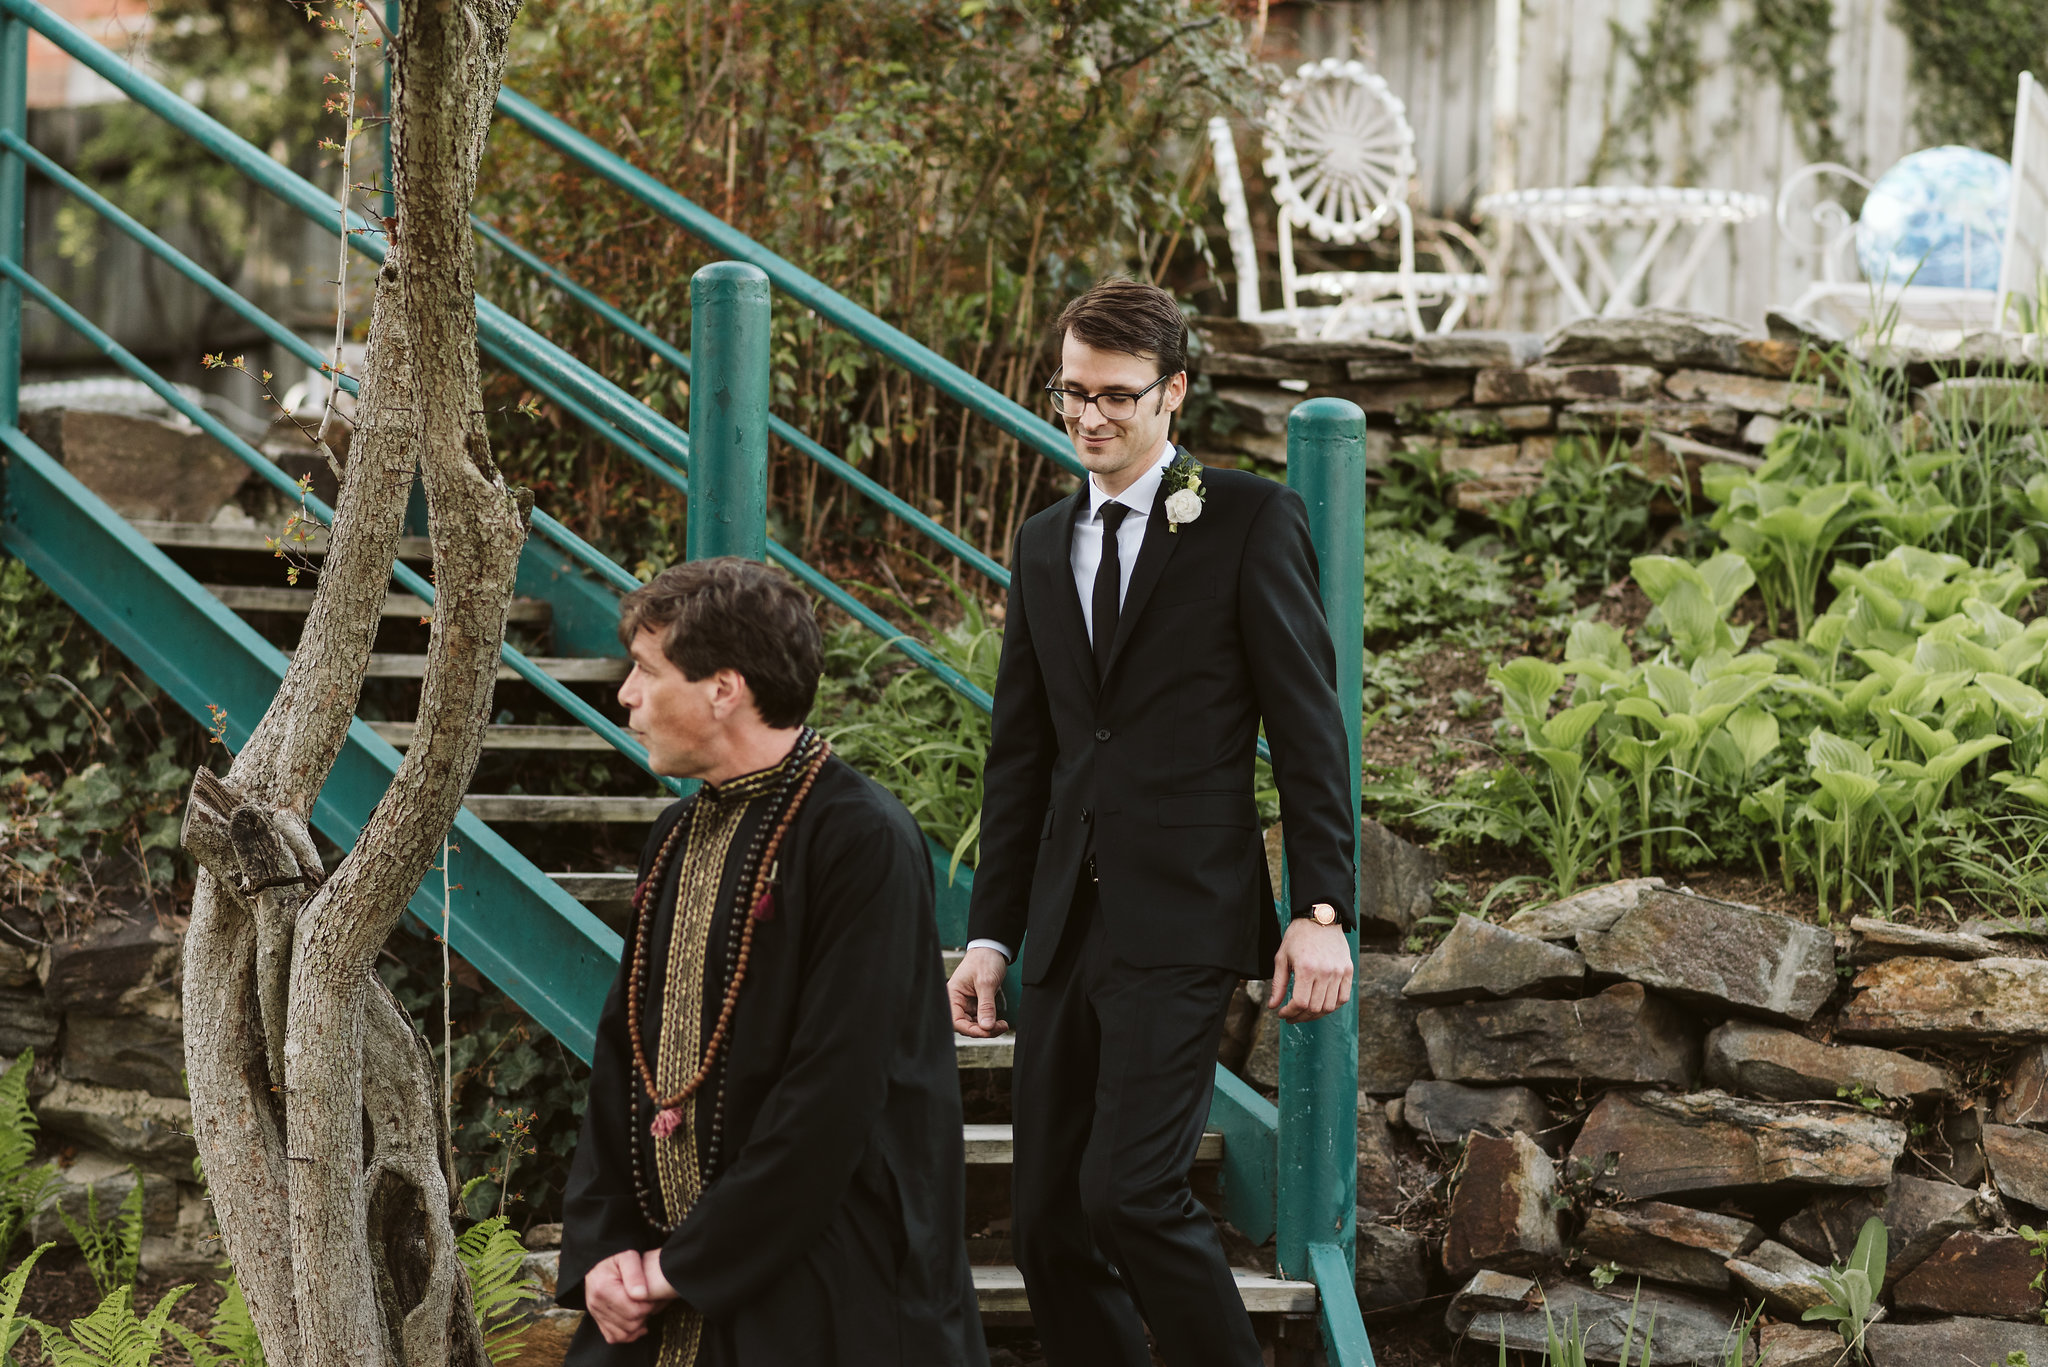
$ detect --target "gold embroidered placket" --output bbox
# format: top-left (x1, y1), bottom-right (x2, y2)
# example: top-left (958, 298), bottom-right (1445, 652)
top-left (651, 792), bottom-right (752, 1367)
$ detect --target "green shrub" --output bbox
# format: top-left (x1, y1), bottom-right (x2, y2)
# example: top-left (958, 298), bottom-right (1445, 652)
top-left (1360, 531), bottom-right (1515, 646)
top-left (1496, 438), bottom-right (1668, 585)
top-left (0, 561), bottom-right (203, 915)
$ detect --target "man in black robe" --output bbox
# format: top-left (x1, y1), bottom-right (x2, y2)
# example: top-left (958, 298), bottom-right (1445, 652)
top-left (558, 557), bottom-right (986, 1367)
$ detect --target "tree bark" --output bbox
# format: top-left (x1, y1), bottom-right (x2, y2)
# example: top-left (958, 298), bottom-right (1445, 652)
top-left (181, 1), bottom-right (527, 1363)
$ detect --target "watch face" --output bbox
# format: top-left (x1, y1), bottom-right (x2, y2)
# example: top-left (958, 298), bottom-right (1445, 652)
top-left (1313, 905), bottom-right (1336, 925)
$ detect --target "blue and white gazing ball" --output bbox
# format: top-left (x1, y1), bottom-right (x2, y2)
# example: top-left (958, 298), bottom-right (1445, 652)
top-left (1855, 145), bottom-right (2012, 290)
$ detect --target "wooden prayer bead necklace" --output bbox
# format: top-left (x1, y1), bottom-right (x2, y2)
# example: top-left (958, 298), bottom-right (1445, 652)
top-left (625, 732), bottom-right (831, 1142)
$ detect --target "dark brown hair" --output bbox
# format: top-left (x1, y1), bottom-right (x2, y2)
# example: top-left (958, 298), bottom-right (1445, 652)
top-left (1054, 277), bottom-right (1189, 378)
top-left (617, 558), bottom-right (822, 728)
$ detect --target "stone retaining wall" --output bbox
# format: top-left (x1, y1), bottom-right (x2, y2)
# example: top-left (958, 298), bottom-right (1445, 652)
top-left (19, 884), bottom-right (2048, 1361)
top-left (1190, 307), bottom-right (2045, 511)
top-left (1237, 876), bottom-right (2048, 1364)
top-left (0, 908), bottom-right (216, 1278)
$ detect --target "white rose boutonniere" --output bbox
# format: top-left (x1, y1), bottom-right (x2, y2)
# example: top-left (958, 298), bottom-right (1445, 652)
top-left (1162, 451), bottom-right (1205, 532)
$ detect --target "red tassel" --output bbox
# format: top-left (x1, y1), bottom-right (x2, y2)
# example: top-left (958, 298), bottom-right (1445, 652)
top-left (649, 1107), bottom-right (682, 1140)
top-left (751, 888), bottom-right (775, 921)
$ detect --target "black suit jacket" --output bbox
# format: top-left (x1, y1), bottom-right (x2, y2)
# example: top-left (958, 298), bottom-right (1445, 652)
top-left (967, 456), bottom-right (1356, 983)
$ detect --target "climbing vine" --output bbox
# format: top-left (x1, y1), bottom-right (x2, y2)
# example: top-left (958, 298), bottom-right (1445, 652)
top-left (1589, 0), bottom-right (1841, 183)
top-left (1891, 0), bottom-right (2048, 152)
top-left (1587, 0), bottom-right (1721, 184)
top-left (1731, 0), bottom-right (1844, 165)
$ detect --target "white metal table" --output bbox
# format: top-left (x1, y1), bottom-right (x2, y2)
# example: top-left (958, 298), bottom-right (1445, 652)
top-left (1476, 185), bottom-right (1768, 320)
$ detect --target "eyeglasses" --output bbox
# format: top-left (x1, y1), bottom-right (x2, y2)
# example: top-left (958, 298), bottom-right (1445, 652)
top-left (1043, 370), bottom-right (1174, 422)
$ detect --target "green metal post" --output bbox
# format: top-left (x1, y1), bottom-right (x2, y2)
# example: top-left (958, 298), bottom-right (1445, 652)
top-left (0, 13), bottom-right (27, 429)
top-left (686, 261), bottom-right (770, 561)
top-left (1276, 397), bottom-right (1367, 1290)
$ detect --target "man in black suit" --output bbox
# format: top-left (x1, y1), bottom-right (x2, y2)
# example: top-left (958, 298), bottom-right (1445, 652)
top-left (948, 278), bottom-right (1357, 1367)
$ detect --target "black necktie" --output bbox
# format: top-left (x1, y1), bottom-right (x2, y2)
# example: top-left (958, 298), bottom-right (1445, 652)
top-left (1092, 502), bottom-right (1131, 682)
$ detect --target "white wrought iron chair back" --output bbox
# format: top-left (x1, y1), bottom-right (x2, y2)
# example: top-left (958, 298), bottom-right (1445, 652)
top-left (1208, 59), bottom-right (1487, 339)
top-left (1263, 60), bottom-right (1416, 248)
top-left (1776, 70), bottom-right (2043, 335)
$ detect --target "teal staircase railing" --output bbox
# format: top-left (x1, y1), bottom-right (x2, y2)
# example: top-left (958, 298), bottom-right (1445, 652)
top-left (0, 5), bottom-right (1372, 1358)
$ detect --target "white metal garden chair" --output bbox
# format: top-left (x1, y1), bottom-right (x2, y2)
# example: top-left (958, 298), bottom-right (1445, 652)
top-left (1997, 71), bottom-right (2048, 331)
top-left (1207, 59), bottom-right (1490, 340)
top-left (1776, 71), bottom-right (2045, 335)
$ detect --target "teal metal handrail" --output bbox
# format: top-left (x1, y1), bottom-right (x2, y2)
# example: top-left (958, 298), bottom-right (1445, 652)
top-left (0, 128), bottom-right (652, 604)
top-left (473, 217), bottom-right (1013, 590)
top-left (0, 0), bottom-right (994, 712)
top-left (0, 253), bottom-right (679, 794)
top-left (0, 0), bottom-right (692, 482)
top-left (491, 88), bottom-right (1080, 479)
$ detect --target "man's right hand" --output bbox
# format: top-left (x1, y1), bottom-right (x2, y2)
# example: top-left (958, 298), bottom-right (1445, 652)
top-left (585, 1249), bottom-right (659, 1344)
top-left (948, 946), bottom-right (1010, 1038)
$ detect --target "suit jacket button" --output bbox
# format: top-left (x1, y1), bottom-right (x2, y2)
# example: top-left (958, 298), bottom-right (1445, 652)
top-left (1094, 728), bottom-right (1111, 741)
top-left (1081, 808), bottom-right (1093, 823)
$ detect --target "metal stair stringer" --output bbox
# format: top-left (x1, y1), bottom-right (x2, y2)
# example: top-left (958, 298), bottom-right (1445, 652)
top-left (0, 424), bottom-right (620, 1061)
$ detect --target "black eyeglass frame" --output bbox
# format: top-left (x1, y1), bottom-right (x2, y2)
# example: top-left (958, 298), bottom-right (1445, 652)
top-left (1042, 369), bottom-right (1176, 422)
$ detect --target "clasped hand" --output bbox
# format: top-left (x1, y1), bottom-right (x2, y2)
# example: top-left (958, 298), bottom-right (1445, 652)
top-left (584, 1248), bottom-right (681, 1344)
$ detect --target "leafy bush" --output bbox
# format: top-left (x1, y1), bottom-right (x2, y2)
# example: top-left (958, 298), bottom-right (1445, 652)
top-left (1424, 536), bottom-right (2048, 915)
top-left (1360, 531), bottom-right (1515, 646)
top-left (1496, 437), bottom-right (1669, 585)
top-left (31, 1284), bottom-right (191, 1367)
top-left (478, 0), bottom-right (1269, 578)
top-left (1, 561), bottom-right (204, 916)
top-left (378, 933), bottom-right (587, 1227)
top-left (815, 597), bottom-right (1000, 874)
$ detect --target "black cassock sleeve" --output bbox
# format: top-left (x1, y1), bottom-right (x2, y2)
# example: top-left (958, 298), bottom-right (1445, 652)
top-left (555, 805), bottom-right (686, 1315)
top-left (654, 806), bottom-right (923, 1319)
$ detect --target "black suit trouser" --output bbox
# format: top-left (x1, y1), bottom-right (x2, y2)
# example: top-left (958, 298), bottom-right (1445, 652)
top-left (1011, 874), bottom-right (1260, 1367)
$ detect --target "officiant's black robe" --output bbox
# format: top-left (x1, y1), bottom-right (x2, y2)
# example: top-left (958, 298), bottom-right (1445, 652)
top-left (557, 756), bottom-right (986, 1366)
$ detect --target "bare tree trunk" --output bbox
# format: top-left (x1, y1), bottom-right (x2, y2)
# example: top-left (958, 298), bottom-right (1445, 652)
top-left (181, 2), bottom-right (527, 1363)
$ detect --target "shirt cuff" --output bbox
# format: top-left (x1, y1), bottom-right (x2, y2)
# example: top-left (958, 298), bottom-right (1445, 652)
top-left (965, 938), bottom-right (1014, 962)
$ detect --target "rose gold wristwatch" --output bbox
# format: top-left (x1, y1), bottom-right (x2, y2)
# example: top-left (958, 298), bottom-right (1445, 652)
top-left (1310, 903), bottom-right (1337, 926)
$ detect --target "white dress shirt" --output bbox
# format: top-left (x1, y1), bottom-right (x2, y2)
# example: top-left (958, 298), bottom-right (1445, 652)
top-left (968, 443), bottom-right (1175, 965)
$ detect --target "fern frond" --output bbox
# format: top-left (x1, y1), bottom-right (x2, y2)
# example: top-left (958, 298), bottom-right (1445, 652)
top-left (36, 1283), bottom-right (192, 1367)
top-left (0, 1052), bottom-right (55, 1262)
top-left (0, 1242), bottom-right (53, 1363)
top-left (202, 1270), bottom-right (267, 1367)
top-left (56, 1174), bottom-right (145, 1300)
top-left (457, 1217), bottom-right (540, 1363)
top-left (110, 1183), bottom-right (142, 1294)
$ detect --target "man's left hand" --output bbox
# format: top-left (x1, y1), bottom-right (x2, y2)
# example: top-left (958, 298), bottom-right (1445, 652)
top-left (1267, 918), bottom-right (1354, 1023)
top-left (638, 1249), bottom-right (681, 1305)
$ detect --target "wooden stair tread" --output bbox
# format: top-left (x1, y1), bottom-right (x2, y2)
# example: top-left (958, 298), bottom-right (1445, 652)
top-left (464, 795), bottom-right (674, 822)
top-left (546, 871), bottom-right (637, 904)
top-left (207, 582), bottom-right (549, 622)
top-left (971, 1265), bottom-right (1314, 1315)
top-left (375, 722), bottom-right (618, 751)
top-left (137, 519), bottom-right (433, 558)
top-left (955, 1035), bottom-right (1013, 1069)
top-left (963, 1123), bottom-right (1220, 1165)
top-left (291, 651), bottom-right (629, 682)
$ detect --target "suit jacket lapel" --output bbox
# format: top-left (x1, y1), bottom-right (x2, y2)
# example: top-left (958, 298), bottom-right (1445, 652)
top-left (1100, 456), bottom-right (1188, 685)
top-left (1038, 490), bottom-right (1095, 695)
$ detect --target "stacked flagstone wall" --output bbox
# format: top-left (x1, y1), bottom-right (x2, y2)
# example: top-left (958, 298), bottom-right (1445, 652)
top-left (0, 906), bottom-right (218, 1278)
top-left (1191, 308), bottom-right (2046, 506)
top-left (1237, 869), bottom-right (2048, 1365)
